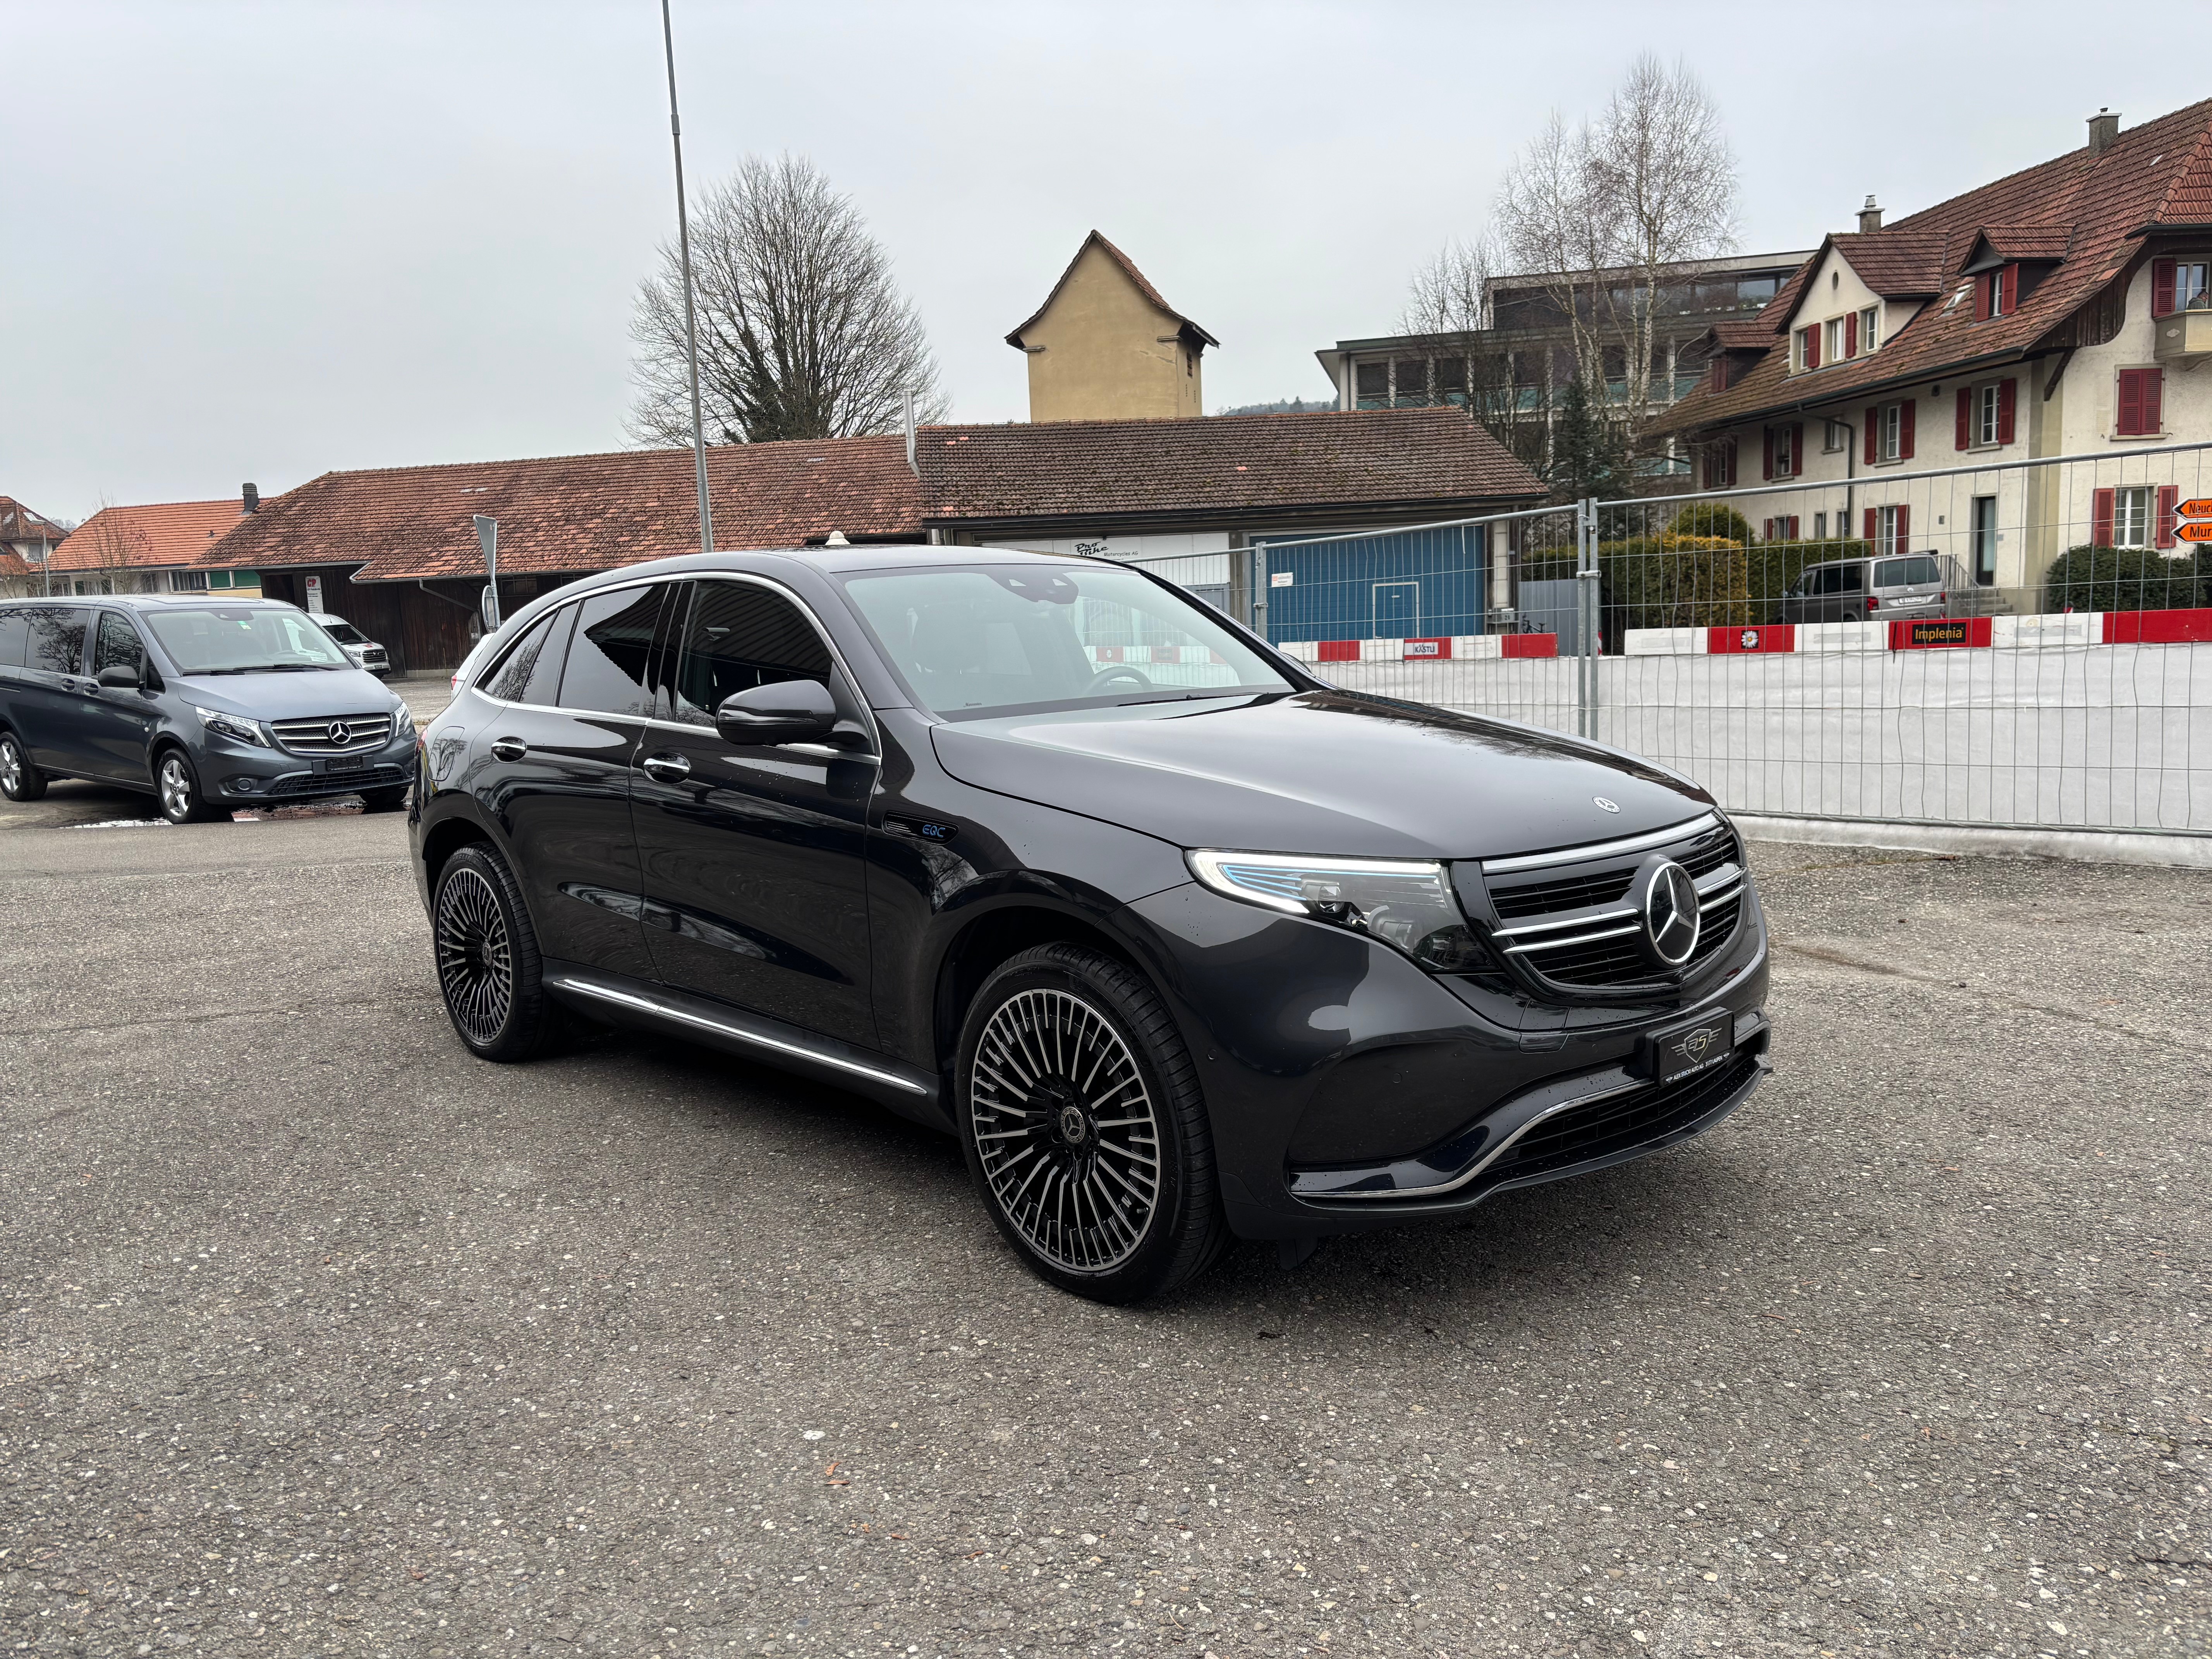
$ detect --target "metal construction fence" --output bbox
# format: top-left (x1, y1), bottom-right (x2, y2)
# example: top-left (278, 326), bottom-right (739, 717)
top-left (1113, 440), bottom-right (2212, 836)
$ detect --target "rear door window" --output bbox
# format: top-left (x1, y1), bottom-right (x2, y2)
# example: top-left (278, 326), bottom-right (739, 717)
top-left (483, 606), bottom-right (577, 707)
top-left (26, 607), bottom-right (90, 674)
top-left (667, 580), bottom-right (835, 728)
top-left (0, 610), bottom-right (26, 668)
top-left (1839, 564), bottom-right (1865, 592)
top-left (557, 586), bottom-right (666, 718)
top-left (1810, 567), bottom-right (1842, 595)
top-left (1875, 555), bottom-right (1939, 586)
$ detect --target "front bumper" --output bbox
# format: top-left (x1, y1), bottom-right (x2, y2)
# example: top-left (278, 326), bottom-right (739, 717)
top-left (204, 733), bottom-right (416, 802)
top-left (1120, 880), bottom-right (1771, 1241)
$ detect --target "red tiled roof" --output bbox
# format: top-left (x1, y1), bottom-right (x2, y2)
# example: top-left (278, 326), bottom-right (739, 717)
top-left (200, 410), bottom-right (1542, 584)
top-left (0, 496), bottom-right (69, 545)
top-left (1706, 318), bottom-right (1774, 350)
top-left (1659, 96), bottom-right (2212, 436)
top-left (203, 439), bottom-right (925, 582)
top-left (922, 407), bottom-right (1537, 524)
top-left (0, 551), bottom-right (32, 580)
top-left (1005, 230), bottom-right (1220, 350)
top-left (50, 499), bottom-right (243, 572)
top-left (1973, 225), bottom-right (2075, 263)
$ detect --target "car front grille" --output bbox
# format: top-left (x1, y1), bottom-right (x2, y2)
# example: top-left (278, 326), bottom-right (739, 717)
top-left (1475, 814), bottom-right (1747, 999)
top-left (267, 764), bottom-right (407, 797)
top-left (1490, 1048), bottom-right (1764, 1184)
top-left (269, 713), bottom-right (395, 755)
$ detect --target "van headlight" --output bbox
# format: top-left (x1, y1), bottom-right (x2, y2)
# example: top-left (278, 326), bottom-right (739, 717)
top-left (193, 705), bottom-right (269, 748)
top-left (1187, 849), bottom-right (1486, 969)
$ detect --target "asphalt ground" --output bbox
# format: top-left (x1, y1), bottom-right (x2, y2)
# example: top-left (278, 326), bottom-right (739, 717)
top-left (0, 805), bottom-right (2206, 1658)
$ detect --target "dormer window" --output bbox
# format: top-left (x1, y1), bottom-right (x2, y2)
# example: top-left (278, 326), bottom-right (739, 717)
top-left (2152, 258), bottom-right (2212, 315)
top-left (1795, 325), bottom-right (1820, 371)
top-left (1859, 306), bottom-right (1879, 352)
top-left (1975, 264), bottom-right (2019, 320)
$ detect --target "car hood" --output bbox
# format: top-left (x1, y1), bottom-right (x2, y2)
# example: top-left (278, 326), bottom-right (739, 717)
top-left (928, 690), bottom-right (1716, 861)
top-left (171, 666), bottom-right (402, 722)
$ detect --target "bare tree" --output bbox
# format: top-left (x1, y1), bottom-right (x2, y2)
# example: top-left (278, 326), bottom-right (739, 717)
top-left (1589, 53), bottom-right (1738, 427)
top-left (1492, 112), bottom-right (1616, 395)
top-left (628, 154), bottom-right (949, 447)
top-left (69, 501), bottom-right (152, 595)
top-left (1394, 233), bottom-right (1548, 474)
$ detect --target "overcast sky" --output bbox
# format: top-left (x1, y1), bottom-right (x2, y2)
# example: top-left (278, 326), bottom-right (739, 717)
top-left (8, 1), bottom-right (2210, 523)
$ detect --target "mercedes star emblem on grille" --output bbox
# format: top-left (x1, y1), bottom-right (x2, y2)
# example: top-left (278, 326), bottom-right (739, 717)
top-left (1640, 857), bottom-right (1702, 967)
top-left (326, 720), bottom-right (352, 746)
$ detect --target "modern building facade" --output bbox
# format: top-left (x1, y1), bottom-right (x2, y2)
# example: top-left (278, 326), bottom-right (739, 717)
top-left (1656, 101), bottom-right (2212, 603)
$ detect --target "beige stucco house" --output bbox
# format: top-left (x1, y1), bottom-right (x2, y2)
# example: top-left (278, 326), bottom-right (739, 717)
top-left (1005, 232), bottom-right (1217, 422)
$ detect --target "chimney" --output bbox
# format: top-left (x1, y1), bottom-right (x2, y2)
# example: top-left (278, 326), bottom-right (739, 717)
top-left (2088, 108), bottom-right (2120, 154)
top-left (241, 482), bottom-right (259, 513)
top-left (1858, 195), bottom-right (1882, 234)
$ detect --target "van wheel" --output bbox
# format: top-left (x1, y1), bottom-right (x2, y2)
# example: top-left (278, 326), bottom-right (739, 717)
top-left (433, 844), bottom-right (563, 1062)
top-left (360, 785), bottom-right (410, 813)
top-left (0, 732), bottom-right (46, 802)
top-left (155, 750), bottom-right (227, 824)
top-left (956, 943), bottom-right (1230, 1304)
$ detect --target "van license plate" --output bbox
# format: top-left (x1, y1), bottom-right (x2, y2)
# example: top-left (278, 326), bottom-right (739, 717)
top-left (323, 753), bottom-right (366, 772)
top-left (1645, 1012), bottom-right (1734, 1084)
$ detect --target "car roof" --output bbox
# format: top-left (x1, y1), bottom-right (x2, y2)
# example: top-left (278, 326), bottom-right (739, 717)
top-left (0, 593), bottom-right (299, 611)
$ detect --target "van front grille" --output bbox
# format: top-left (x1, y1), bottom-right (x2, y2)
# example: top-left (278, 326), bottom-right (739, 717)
top-left (270, 713), bottom-right (394, 755)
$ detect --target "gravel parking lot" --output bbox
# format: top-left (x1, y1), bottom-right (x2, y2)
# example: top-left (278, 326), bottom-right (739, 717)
top-left (1, 808), bottom-right (2206, 1657)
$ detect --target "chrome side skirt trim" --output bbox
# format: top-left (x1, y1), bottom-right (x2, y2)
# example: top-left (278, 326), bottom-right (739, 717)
top-left (546, 973), bottom-right (931, 1097)
top-left (1481, 812), bottom-right (1721, 875)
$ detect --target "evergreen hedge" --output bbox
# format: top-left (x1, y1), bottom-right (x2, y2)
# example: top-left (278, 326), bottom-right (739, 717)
top-left (2041, 545), bottom-right (2209, 614)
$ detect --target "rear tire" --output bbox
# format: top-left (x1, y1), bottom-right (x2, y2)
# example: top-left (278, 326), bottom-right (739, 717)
top-left (956, 943), bottom-right (1230, 1304)
top-left (0, 732), bottom-right (46, 802)
top-left (433, 843), bottom-right (564, 1062)
top-left (360, 785), bottom-right (410, 813)
top-left (155, 749), bottom-right (228, 824)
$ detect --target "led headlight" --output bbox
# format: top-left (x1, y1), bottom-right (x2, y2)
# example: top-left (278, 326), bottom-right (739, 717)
top-left (193, 705), bottom-right (269, 748)
top-left (390, 702), bottom-right (416, 741)
top-left (1187, 849), bottom-right (1486, 969)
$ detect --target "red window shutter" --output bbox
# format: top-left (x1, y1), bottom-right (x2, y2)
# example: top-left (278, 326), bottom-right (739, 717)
top-left (2092, 487), bottom-right (2115, 547)
top-left (1899, 398), bottom-right (1916, 459)
top-left (1863, 508), bottom-right (1878, 542)
top-left (1864, 409), bottom-right (1879, 465)
top-left (1844, 312), bottom-right (1858, 357)
top-left (2153, 258), bottom-right (2176, 317)
top-left (1788, 515), bottom-right (1800, 539)
top-left (1975, 274), bottom-right (1992, 321)
top-left (2158, 484), bottom-right (2181, 549)
top-left (1955, 388), bottom-right (1972, 450)
top-left (1724, 438), bottom-right (1737, 486)
top-left (1804, 327), bottom-right (1819, 369)
top-left (1895, 504), bottom-right (1909, 549)
top-left (2117, 369), bottom-right (2144, 436)
top-left (1790, 422), bottom-right (1803, 475)
top-left (1997, 378), bottom-right (2016, 445)
top-left (1763, 519), bottom-right (1775, 541)
top-left (2143, 369), bottom-right (2164, 434)
top-left (1762, 427), bottom-right (1774, 481)
top-left (2000, 264), bottom-right (2018, 315)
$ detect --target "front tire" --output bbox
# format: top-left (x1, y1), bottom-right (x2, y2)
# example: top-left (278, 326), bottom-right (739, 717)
top-left (0, 732), bottom-right (46, 802)
top-left (155, 749), bottom-right (227, 824)
top-left (432, 844), bottom-right (563, 1062)
top-left (956, 943), bottom-right (1229, 1304)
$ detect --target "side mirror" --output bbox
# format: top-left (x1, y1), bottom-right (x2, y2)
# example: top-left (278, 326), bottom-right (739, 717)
top-left (714, 679), bottom-right (839, 748)
top-left (97, 664), bottom-right (141, 689)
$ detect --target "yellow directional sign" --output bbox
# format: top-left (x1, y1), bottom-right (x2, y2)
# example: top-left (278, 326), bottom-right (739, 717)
top-left (2176, 521), bottom-right (2212, 542)
top-left (2177, 498), bottom-right (2212, 518)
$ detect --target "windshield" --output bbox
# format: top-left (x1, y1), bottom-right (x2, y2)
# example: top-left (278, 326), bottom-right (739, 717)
top-left (143, 606), bottom-right (350, 674)
top-left (319, 618), bottom-right (368, 644)
top-left (839, 562), bottom-right (1295, 719)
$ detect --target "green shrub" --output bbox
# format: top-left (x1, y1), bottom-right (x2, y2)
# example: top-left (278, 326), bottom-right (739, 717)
top-left (1669, 502), bottom-right (1754, 544)
top-left (2041, 545), bottom-right (2207, 613)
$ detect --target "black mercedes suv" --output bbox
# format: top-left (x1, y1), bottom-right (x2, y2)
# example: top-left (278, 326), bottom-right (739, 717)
top-left (410, 547), bottom-right (1769, 1301)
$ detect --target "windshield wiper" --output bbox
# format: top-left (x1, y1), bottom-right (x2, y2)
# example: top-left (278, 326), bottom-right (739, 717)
top-left (192, 662), bottom-right (329, 675)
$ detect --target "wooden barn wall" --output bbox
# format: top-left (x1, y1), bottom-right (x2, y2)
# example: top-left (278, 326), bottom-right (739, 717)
top-left (258, 567), bottom-right (587, 674)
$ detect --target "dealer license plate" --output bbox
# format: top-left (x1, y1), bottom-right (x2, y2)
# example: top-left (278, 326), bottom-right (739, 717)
top-left (1645, 1011), bottom-right (1734, 1085)
top-left (322, 752), bottom-right (367, 773)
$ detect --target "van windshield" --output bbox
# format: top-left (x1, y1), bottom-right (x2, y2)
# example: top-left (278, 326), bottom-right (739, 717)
top-left (144, 607), bottom-right (350, 674)
top-left (838, 562), bottom-right (1294, 719)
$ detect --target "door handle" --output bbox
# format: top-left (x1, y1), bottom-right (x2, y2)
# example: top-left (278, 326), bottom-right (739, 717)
top-left (489, 737), bottom-right (527, 762)
top-left (640, 752), bottom-right (692, 783)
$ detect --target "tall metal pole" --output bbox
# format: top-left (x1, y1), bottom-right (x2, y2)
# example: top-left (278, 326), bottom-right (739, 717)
top-left (659, 0), bottom-right (714, 556)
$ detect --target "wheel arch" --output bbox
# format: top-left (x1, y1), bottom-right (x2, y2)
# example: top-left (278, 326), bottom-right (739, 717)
top-left (930, 897), bottom-right (1153, 1075)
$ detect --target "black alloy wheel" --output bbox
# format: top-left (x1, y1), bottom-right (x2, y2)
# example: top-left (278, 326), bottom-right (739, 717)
top-left (432, 844), bottom-right (563, 1061)
top-left (155, 749), bottom-right (226, 824)
top-left (0, 732), bottom-right (45, 802)
top-left (957, 943), bottom-right (1228, 1303)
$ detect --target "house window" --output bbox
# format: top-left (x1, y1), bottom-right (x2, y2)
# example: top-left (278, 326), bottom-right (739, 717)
top-left (1702, 438), bottom-right (1737, 489)
top-left (1976, 264), bottom-right (2019, 320)
top-left (1761, 516), bottom-right (1801, 541)
top-left (1771, 423), bottom-right (1797, 477)
top-left (1875, 402), bottom-right (1908, 462)
top-left (1971, 495), bottom-right (1998, 585)
top-left (169, 570), bottom-right (210, 592)
top-left (1859, 306), bottom-right (1878, 352)
top-left (1354, 361), bottom-right (1388, 408)
top-left (1795, 326), bottom-right (1819, 371)
top-left (2112, 486), bottom-right (2154, 549)
top-left (1814, 511), bottom-right (1828, 539)
top-left (208, 570), bottom-right (234, 590)
top-left (1873, 503), bottom-right (1908, 556)
top-left (1823, 419), bottom-right (1844, 452)
top-left (2152, 258), bottom-right (2212, 316)
top-left (1825, 318), bottom-right (1845, 362)
top-left (2116, 367), bottom-right (2164, 437)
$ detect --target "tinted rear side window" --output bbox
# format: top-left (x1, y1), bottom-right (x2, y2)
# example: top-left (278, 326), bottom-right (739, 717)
top-left (0, 610), bottom-right (26, 668)
top-left (26, 607), bottom-right (90, 673)
top-left (483, 606), bottom-right (575, 707)
top-left (558, 586), bottom-right (665, 717)
top-left (93, 613), bottom-right (147, 677)
top-left (1874, 556), bottom-right (1940, 587)
top-left (668, 580), bottom-right (835, 727)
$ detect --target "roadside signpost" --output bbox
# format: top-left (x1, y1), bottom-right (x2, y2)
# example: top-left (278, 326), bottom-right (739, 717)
top-left (2177, 500), bottom-right (2212, 542)
top-left (473, 514), bottom-right (500, 630)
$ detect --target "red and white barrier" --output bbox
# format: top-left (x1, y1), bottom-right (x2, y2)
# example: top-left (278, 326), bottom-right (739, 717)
top-left (1281, 634), bottom-right (1558, 664)
top-left (1619, 608), bottom-right (2212, 656)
